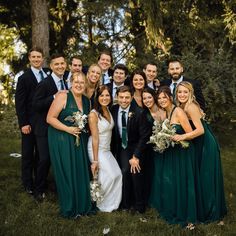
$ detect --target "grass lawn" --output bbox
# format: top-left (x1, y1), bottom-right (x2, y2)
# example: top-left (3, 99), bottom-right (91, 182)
top-left (0, 106), bottom-right (236, 236)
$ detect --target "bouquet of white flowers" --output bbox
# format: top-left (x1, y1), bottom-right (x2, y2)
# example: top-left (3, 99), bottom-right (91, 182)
top-left (148, 119), bottom-right (189, 153)
top-left (64, 111), bottom-right (87, 146)
top-left (90, 174), bottom-right (104, 204)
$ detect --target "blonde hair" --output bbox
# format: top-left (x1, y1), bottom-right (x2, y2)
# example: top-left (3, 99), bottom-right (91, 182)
top-left (70, 72), bottom-right (86, 83)
top-left (176, 81), bottom-right (205, 116)
top-left (84, 64), bottom-right (102, 98)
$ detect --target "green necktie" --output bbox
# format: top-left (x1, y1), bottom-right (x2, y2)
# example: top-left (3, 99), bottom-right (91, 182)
top-left (121, 111), bottom-right (127, 149)
top-left (59, 79), bottom-right (65, 90)
top-left (173, 82), bottom-right (177, 102)
top-left (39, 70), bottom-right (44, 82)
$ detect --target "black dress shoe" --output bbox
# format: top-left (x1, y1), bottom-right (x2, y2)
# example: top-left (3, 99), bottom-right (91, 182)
top-left (25, 188), bottom-right (33, 195)
top-left (34, 193), bottom-right (46, 202)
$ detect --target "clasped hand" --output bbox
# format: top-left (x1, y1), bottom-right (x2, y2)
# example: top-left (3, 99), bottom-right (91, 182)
top-left (129, 156), bottom-right (141, 174)
top-left (172, 134), bottom-right (185, 142)
top-left (67, 126), bottom-right (81, 137)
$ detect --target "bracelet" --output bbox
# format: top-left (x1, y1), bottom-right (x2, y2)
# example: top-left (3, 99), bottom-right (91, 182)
top-left (92, 160), bottom-right (98, 163)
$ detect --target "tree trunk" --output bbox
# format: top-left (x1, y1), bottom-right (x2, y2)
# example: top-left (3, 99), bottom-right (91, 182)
top-left (31, 0), bottom-right (49, 64)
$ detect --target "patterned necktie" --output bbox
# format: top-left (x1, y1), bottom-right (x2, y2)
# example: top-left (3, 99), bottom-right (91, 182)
top-left (39, 70), bottom-right (44, 82)
top-left (121, 111), bottom-right (127, 149)
top-left (173, 82), bottom-right (177, 102)
top-left (59, 79), bottom-right (65, 90)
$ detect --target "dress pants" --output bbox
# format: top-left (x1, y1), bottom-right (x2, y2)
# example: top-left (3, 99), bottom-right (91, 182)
top-left (21, 132), bottom-right (38, 189)
top-left (35, 136), bottom-right (50, 195)
top-left (119, 148), bottom-right (145, 212)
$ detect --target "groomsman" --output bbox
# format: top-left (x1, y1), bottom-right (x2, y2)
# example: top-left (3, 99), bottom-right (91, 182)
top-left (111, 86), bottom-right (150, 213)
top-left (15, 47), bottom-right (50, 195)
top-left (106, 64), bottom-right (129, 104)
top-left (160, 58), bottom-right (205, 111)
top-left (143, 62), bottom-right (160, 91)
top-left (64, 56), bottom-right (83, 88)
top-left (97, 50), bottom-right (113, 84)
top-left (33, 53), bottom-right (68, 201)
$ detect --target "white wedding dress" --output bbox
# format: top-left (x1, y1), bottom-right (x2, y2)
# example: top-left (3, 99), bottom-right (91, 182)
top-left (88, 110), bottom-right (122, 212)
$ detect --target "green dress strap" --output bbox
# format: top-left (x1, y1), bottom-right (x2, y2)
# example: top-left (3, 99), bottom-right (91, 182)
top-left (169, 106), bottom-right (177, 120)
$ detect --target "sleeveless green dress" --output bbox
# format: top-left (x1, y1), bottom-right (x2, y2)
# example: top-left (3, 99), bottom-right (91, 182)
top-left (48, 91), bottom-right (94, 218)
top-left (147, 113), bottom-right (165, 209)
top-left (190, 120), bottom-right (227, 222)
top-left (149, 108), bottom-right (198, 226)
top-left (156, 124), bottom-right (197, 226)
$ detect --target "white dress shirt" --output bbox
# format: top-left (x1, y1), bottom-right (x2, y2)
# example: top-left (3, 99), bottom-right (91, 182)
top-left (102, 71), bottom-right (111, 85)
top-left (51, 72), bottom-right (64, 91)
top-left (170, 76), bottom-right (183, 93)
top-left (31, 66), bottom-right (47, 83)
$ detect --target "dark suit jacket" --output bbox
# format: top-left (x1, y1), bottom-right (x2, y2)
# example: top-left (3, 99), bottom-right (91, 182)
top-left (111, 103), bottom-right (151, 161)
top-left (160, 77), bottom-right (206, 111)
top-left (15, 68), bottom-right (50, 129)
top-left (32, 75), bottom-right (61, 136)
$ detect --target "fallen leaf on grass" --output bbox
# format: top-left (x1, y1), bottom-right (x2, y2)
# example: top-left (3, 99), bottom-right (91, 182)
top-left (103, 226), bottom-right (110, 235)
top-left (9, 153), bottom-right (21, 158)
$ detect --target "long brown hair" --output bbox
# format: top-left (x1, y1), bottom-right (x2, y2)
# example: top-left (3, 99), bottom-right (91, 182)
top-left (94, 85), bottom-right (112, 118)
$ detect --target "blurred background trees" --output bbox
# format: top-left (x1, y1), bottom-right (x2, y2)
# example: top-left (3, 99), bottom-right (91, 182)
top-left (0, 0), bottom-right (235, 125)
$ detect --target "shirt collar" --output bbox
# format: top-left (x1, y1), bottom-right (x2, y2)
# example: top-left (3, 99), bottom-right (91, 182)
top-left (119, 105), bottom-right (130, 114)
top-left (31, 66), bottom-right (42, 75)
top-left (51, 72), bottom-right (63, 83)
top-left (171, 75), bottom-right (183, 84)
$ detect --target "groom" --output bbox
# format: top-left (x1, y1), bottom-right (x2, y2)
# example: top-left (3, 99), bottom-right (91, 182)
top-left (111, 86), bottom-right (150, 213)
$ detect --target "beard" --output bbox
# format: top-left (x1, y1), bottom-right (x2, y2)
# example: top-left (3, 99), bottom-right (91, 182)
top-left (171, 73), bottom-right (182, 81)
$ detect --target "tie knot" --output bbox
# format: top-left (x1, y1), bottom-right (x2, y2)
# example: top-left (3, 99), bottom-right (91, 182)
top-left (39, 70), bottom-right (44, 81)
top-left (173, 82), bottom-right (177, 87)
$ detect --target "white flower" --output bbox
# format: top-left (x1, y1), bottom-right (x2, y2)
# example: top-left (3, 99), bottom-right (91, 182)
top-left (147, 119), bottom-right (189, 153)
top-left (90, 179), bottom-right (104, 203)
top-left (128, 112), bottom-right (134, 118)
top-left (65, 111), bottom-right (88, 146)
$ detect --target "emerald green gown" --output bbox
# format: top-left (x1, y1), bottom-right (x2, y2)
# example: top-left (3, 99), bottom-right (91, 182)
top-left (190, 120), bottom-right (227, 222)
top-left (149, 119), bottom-right (198, 226)
top-left (146, 113), bottom-right (164, 209)
top-left (48, 91), bottom-right (94, 218)
top-left (159, 124), bottom-right (197, 226)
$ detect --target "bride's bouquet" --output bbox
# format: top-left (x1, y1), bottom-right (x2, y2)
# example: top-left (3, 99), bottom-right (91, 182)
top-left (90, 174), bottom-right (104, 204)
top-left (148, 119), bottom-right (189, 153)
top-left (64, 111), bottom-right (87, 146)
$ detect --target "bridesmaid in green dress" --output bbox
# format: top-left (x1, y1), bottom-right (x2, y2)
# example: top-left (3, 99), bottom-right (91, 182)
top-left (174, 81), bottom-right (227, 223)
top-left (155, 86), bottom-right (198, 229)
top-left (47, 72), bottom-right (94, 218)
top-left (142, 87), bottom-right (166, 207)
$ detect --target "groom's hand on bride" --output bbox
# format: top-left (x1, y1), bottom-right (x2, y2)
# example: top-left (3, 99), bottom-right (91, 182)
top-left (129, 156), bottom-right (141, 174)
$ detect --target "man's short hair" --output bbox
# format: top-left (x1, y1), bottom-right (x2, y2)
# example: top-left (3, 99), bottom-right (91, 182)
top-left (69, 55), bottom-right (82, 65)
top-left (28, 47), bottom-right (44, 57)
top-left (50, 53), bottom-right (65, 62)
top-left (143, 61), bottom-right (158, 70)
top-left (116, 85), bottom-right (133, 96)
top-left (167, 56), bottom-right (183, 66)
top-left (113, 64), bottom-right (128, 75)
top-left (98, 50), bottom-right (113, 63)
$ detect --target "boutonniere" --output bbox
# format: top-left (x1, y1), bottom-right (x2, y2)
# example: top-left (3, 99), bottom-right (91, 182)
top-left (46, 71), bottom-right (51, 75)
top-left (108, 76), bottom-right (112, 82)
top-left (128, 112), bottom-right (134, 119)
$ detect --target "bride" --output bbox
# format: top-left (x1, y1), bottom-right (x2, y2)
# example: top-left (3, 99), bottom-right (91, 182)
top-left (88, 85), bottom-right (122, 212)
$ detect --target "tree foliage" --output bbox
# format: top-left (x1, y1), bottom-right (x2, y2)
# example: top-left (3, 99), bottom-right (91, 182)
top-left (0, 0), bottom-right (236, 123)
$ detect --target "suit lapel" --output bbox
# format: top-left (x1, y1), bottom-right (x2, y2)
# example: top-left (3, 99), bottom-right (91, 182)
top-left (29, 69), bottom-right (39, 86)
top-left (127, 103), bottom-right (135, 135)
